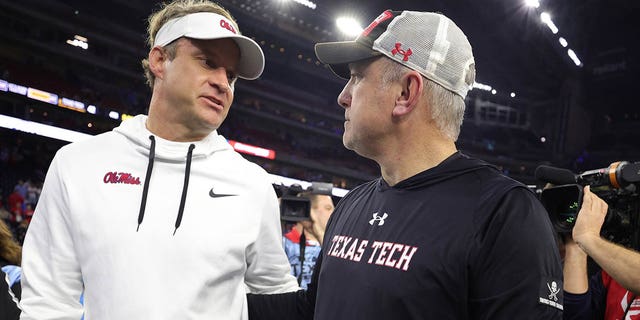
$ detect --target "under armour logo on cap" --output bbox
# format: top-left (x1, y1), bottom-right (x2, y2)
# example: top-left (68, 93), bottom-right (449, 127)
top-left (391, 43), bottom-right (412, 61)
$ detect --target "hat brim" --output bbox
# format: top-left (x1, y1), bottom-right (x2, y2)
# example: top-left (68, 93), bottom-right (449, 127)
top-left (187, 33), bottom-right (265, 80)
top-left (314, 40), bottom-right (382, 79)
top-left (154, 12), bottom-right (265, 80)
top-left (231, 36), bottom-right (264, 80)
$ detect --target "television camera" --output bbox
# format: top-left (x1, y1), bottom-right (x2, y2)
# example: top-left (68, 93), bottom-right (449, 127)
top-left (273, 181), bottom-right (334, 222)
top-left (536, 161), bottom-right (640, 248)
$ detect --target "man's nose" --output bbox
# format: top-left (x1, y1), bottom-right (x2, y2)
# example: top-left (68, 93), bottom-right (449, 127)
top-left (337, 86), bottom-right (351, 109)
top-left (208, 68), bottom-right (231, 93)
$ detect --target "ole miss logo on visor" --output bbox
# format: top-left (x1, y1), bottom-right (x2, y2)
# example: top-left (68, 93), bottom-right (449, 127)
top-left (219, 19), bottom-right (236, 34)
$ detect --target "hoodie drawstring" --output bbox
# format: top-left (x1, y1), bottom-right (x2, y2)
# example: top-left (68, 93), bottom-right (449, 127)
top-left (137, 135), bottom-right (156, 232)
top-left (174, 144), bottom-right (195, 236)
top-left (136, 137), bottom-right (196, 235)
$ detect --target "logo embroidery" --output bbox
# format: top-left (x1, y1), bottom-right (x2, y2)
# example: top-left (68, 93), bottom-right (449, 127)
top-left (391, 43), bottom-right (412, 61)
top-left (538, 280), bottom-right (563, 310)
top-left (209, 188), bottom-right (237, 198)
top-left (103, 172), bottom-right (141, 185)
top-left (220, 19), bottom-right (236, 34)
top-left (547, 281), bottom-right (559, 301)
top-left (361, 10), bottom-right (394, 37)
top-left (369, 212), bottom-right (388, 226)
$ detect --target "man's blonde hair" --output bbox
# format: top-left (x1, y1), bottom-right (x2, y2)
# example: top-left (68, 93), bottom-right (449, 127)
top-left (141, 0), bottom-right (239, 88)
top-left (0, 219), bottom-right (21, 265)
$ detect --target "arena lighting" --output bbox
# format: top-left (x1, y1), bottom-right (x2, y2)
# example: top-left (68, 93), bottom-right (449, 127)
top-left (66, 35), bottom-right (89, 50)
top-left (87, 105), bottom-right (97, 114)
top-left (510, 92), bottom-right (516, 98)
top-left (9, 83), bottom-right (28, 95)
top-left (59, 97), bottom-right (86, 112)
top-left (540, 12), bottom-right (559, 34)
top-left (472, 82), bottom-right (492, 91)
top-left (228, 140), bottom-right (276, 160)
top-left (0, 114), bottom-right (348, 197)
top-left (278, 0), bottom-right (317, 10)
top-left (336, 17), bottom-right (363, 37)
top-left (567, 49), bottom-right (582, 67)
top-left (0, 114), bottom-right (92, 143)
top-left (27, 88), bottom-right (58, 105)
top-left (108, 111), bottom-right (119, 119)
top-left (491, 89), bottom-right (497, 95)
top-left (558, 37), bottom-right (568, 47)
top-left (525, 0), bottom-right (540, 8)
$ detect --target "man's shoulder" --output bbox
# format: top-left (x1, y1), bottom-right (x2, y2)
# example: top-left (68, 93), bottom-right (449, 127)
top-left (56, 131), bottom-right (122, 157)
top-left (460, 163), bottom-right (527, 195)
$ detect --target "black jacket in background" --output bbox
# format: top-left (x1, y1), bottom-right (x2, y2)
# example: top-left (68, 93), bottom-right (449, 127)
top-left (1, 269), bottom-right (21, 320)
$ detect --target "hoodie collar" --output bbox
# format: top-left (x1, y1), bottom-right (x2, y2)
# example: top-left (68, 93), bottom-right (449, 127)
top-left (377, 152), bottom-right (496, 191)
top-left (114, 115), bottom-right (232, 161)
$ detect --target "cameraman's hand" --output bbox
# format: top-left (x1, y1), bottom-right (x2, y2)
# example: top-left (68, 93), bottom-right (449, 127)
top-left (569, 186), bottom-right (640, 295)
top-left (572, 186), bottom-right (608, 249)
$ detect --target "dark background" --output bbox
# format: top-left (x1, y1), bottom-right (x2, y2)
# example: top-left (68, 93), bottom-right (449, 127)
top-left (0, 0), bottom-right (638, 192)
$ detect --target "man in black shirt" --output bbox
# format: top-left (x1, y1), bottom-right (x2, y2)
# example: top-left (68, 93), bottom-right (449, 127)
top-left (249, 10), bottom-right (563, 319)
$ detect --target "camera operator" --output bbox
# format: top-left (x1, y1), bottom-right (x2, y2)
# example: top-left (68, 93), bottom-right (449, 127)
top-left (283, 192), bottom-right (334, 289)
top-left (564, 186), bottom-right (640, 319)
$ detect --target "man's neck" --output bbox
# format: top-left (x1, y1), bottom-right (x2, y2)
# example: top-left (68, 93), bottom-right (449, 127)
top-left (378, 137), bottom-right (457, 186)
top-left (146, 99), bottom-right (210, 142)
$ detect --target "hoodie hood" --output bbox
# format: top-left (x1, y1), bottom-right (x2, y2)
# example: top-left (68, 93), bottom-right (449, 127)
top-left (380, 151), bottom-right (497, 191)
top-left (113, 115), bottom-right (232, 162)
top-left (113, 115), bottom-right (233, 234)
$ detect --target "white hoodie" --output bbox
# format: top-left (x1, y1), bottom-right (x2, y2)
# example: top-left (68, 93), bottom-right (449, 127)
top-left (20, 115), bottom-right (299, 319)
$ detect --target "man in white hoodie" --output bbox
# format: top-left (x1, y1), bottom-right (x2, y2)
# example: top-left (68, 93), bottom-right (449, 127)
top-left (19, 1), bottom-right (299, 319)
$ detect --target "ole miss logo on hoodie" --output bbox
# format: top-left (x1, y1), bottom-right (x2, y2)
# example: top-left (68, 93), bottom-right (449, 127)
top-left (103, 171), bottom-right (141, 185)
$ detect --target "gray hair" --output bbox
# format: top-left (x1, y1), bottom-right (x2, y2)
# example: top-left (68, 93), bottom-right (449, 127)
top-left (380, 59), bottom-right (465, 141)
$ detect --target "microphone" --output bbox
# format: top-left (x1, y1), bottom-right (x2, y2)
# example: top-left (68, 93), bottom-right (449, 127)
top-left (534, 165), bottom-right (577, 185)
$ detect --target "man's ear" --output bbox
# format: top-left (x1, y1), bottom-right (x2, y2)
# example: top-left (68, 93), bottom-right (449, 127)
top-left (148, 47), bottom-right (167, 81)
top-left (392, 71), bottom-right (423, 117)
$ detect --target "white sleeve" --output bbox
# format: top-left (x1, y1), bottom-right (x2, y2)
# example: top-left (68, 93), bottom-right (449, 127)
top-left (244, 181), bottom-right (299, 294)
top-left (20, 153), bottom-right (84, 319)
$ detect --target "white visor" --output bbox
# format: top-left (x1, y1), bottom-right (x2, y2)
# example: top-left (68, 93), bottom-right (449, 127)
top-left (154, 12), bottom-right (265, 80)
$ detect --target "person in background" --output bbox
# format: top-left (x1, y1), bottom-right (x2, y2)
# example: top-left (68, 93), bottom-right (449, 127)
top-left (283, 192), bottom-right (334, 289)
top-left (1, 269), bottom-right (21, 320)
top-left (20, 1), bottom-right (298, 319)
top-left (563, 186), bottom-right (640, 319)
top-left (1, 219), bottom-right (21, 319)
top-left (248, 9), bottom-right (563, 319)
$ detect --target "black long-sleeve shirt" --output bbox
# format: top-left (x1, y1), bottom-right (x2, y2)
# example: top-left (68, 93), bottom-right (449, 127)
top-left (249, 152), bottom-right (564, 319)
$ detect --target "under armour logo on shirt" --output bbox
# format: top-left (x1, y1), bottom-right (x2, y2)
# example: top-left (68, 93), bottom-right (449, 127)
top-left (369, 212), bottom-right (388, 226)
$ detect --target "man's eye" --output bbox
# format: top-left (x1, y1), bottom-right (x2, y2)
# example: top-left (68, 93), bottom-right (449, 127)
top-left (227, 71), bottom-right (237, 82)
top-left (204, 59), bottom-right (216, 68)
